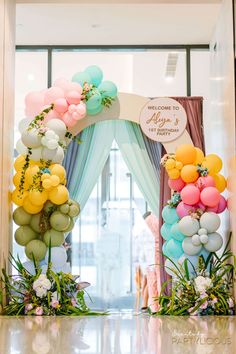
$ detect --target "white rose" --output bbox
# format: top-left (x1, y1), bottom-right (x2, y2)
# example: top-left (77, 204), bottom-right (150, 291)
top-left (194, 276), bottom-right (212, 294)
top-left (36, 287), bottom-right (47, 298)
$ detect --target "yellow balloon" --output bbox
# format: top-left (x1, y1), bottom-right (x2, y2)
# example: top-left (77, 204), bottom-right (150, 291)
top-left (168, 168), bottom-right (180, 179)
top-left (14, 155), bottom-right (26, 172)
top-left (13, 172), bottom-right (22, 188)
top-left (175, 144), bottom-right (196, 165)
top-left (202, 154), bottom-right (222, 175)
top-left (194, 148), bottom-right (205, 165)
top-left (49, 185), bottom-right (69, 205)
top-left (181, 165), bottom-right (199, 183)
top-left (50, 175), bottom-right (60, 187)
top-left (28, 190), bottom-right (48, 206)
top-left (175, 161), bottom-right (183, 171)
top-left (42, 178), bottom-right (52, 190)
top-left (23, 197), bottom-right (43, 214)
top-left (49, 164), bottom-right (66, 183)
top-left (25, 166), bottom-right (40, 185)
top-left (41, 173), bottom-right (51, 181)
top-left (12, 189), bottom-right (28, 206)
top-left (212, 174), bottom-right (227, 193)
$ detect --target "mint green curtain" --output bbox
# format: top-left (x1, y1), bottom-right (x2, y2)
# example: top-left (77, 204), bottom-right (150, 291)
top-left (115, 121), bottom-right (159, 216)
top-left (69, 121), bottom-right (114, 210)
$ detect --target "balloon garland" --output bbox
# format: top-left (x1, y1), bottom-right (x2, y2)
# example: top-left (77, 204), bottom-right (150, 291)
top-left (161, 144), bottom-right (227, 274)
top-left (12, 65), bottom-right (117, 272)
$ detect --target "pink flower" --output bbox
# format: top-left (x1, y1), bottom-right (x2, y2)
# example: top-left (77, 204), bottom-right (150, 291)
top-left (71, 298), bottom-right (77, 307)
top-left (25, 303), bottom-right (33, 312)
top-left (200, 301), bottom-right (208, 310)
top-left (212, 297), bottom-right (218, 304)
top-left (51, 299), bottom-right (60, 309)
top-left (228, 298), bottom-right (234, 308)
top-left (35, 307), bottom-right (43, 316)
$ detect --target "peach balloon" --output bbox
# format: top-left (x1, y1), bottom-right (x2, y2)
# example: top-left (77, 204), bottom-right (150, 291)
top-left (175, 144), bottom-right (196, 165)
top-left (181, 165), bottom-right (199, 183)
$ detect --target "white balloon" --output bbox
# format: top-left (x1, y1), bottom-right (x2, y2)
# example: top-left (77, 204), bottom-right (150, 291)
top-left (41, 136), bottom-right (49, 147)
top-left (45, 130), bottom-right (57, 140)
top-left (192, 234), bottom-right (201, 246)
top-left (45, 246), bottom-right (67, 268)
top-left (204, 232), bottom-right (223, 252)
top-left (52, 146), bottom-right (64, 163)
top-left (42, 147), bottom-right (57, 161)
top-left (21, 128), bottom-right (42, 148)
top-left (46, 139), bottom-right (58, 150)
top-left (200, 212), bottom-right (221, 233)
top-left (200, 234), bottom-right (208, 244)
top-left (182, 237), bottom-right (202, 255)
top-left (164, 258), bottom-right (179, 277)
top-left (30, 146), bottom-right (42, 161)
top-left (16, 139), bottom-right (28, 155)
top-left (198, 228), bottom-right (208, 236)
top-left (45, 119), bottom-right (67, 139)
top-left (18, 118), bottom-right (33, 134)
top-left (179, 216), bottom-right (200, 237)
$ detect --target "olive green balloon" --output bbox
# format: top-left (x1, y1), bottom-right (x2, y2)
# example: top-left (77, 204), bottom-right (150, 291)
top-left (13, 207), bottom-right (32, 226)
top-left (64, 217), bottom-right (75, 232)
top-left (25, 240), bottom-right (47, 261)
top-left (60, 203), bottom-right (70, 214)
top-left (30, 213), bottom-right (42, 233)
top-left (15, 226), bottom-right (38, 246)
top-left (68, 205), bottom-right (80, 217)
top-left (43, 229), bottom-right (64, 247)
top-left (50, 211), bottom-right (70, 231)
top-left (43, 201), bottom-right (55, 213)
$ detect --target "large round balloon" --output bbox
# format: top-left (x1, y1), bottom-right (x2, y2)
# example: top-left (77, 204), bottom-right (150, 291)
top-left (162, 205), bottom-right (179, 224)
top-left (13, 207), bottom-right (32, 225)
top-left (30, 213), bottom-right (42, 233)
top-left (15, 226), bottom-right (38, 246)
top-left (178, 216), bottom-right (200, 236)
top-left (43, 229), bottom-right (64, 247)
top-left (181, 165), bottom-right (199, 183)
top-left (49, 185), bottom-right (69, 205)
top-left (200, 212), bottom-right (220, 233)
top-left (194, 147), bottom-right (205, 165)
top-left (72, 72), bottom-right (92, 86)
top-left (202, 154), bottom-right (222, 175)
top-left (98, 80), bottom-right (117, 98)
top-left (168, 177), bottom-right (185, 192)
top-left (84, 65), bottom-right (103, 86)
top-left (170, 222), bottom-right (185, 242)
top-left (165, 239), bottom-right (184, 259)
top-left (182, 237), bottom-right (202, 256)
top-left (21, 128), bottom-right (42, 148)
top-left (176, 202), bottom-right (195, 219)
top-left (25, 240), bottom-right (47, 261)
top-left (212, 174), bottom-right (227, 193)
top-left (181, 185), bottom-right (200, 205)
top-left (200, 187), bottom-right (220, 207)
top-left (50, 211), bottom-right (70, 231)
top-left (160, 223), bottom-right (173, 241)
top-left (45, 119), bottom-right (67, 140)
top-left (175, 144), bottom-right (196, 165)
top-left (204, 232), bottom-right (223, 252)
top-left (45, 246), bottom-right (67, 268)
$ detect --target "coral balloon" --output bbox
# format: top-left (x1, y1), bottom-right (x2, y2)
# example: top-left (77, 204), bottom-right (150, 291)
top-left (49, 185), bottom-right (69, 205)
top-left (181, 165), bottom-right (199, 183)
top-left (212, 174), bottom-right (227, 193)
top-left (175, 144), bottom-right (196, 165)
top-left (202, 154), bottom-right (223, 175)
top-left (181, 185), bottom-right (200, 205)
top-left (194, 147), bottom-right (205, 165)
top-left (168, 177), bottom-right (185, 192)
top-left (200, 187), bottom-right (220, 207)
top-left (217, 195), bottom-right (227, 213)
top-left (176, 202), bottom-right (195, 218)
top-left (196, 175), bottom-right (215, 191)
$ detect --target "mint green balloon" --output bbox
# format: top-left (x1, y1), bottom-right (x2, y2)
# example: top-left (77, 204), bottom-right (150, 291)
top-left (50, 211), bottom-right (70, 231)
top-left (72, 72), bottom-right (92, 86)
top-left (15, 226), bottom-right (38, 246)
top-left (25, 240), bottom-right (47, 261)
top-left (60, 203), bottom-right (70, 214)
top-left (68, 204), bottom-right (80, 217)
top-left (86, 91), bottom-right (102, 110)
top-left (98, 80), bottom-right (117, 98)
top-left (13, 207), bottom-right (32, 226)
top-left (43, 229), bottom-right (64, 247)
top-left (30, 213), bottom-right (42, 233)
top-left (84, 65), bottom-right (103, 86)
top-left (87, 104), bottom-right (102, 116)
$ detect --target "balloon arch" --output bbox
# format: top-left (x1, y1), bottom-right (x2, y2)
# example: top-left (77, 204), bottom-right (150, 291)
top-left (12, 67), bottom-right (227, 284)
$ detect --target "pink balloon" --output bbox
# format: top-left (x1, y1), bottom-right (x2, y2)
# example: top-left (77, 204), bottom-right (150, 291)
top-left (54, 98), bottom-right (68, 113)
top-left (65, 82), bottom-right (83, 94)
top-left (62, 112), bottom-right (77, 128)
top-left (53, 78), bottom-right (71, 91)
top-left (176, 202), bottom-right (195, 218)
top-left (200, 187), bottom-right (220, 207)
top-left (168, 177), bottom-right (185, 192)
top-left (196, 175), bottom-right (215, 191)
top-left (25, 91), bottom-right (45, 117)
top-left (206, 205), bottom-right (219, 213)
top-left (217, 195), bottom-right (227, 213)
top-left (66, 90), bottom-right (81, 105)
top-left (44, 87), bottom-right (65, 105)
top-left (195, 201), bottom-right (206, 212)
top-left (43, 109), bottom-right (62, 123)
top-left (76, 102), bottom-right (86, 118)
top-left (181, 185), bottom-right (200, 205)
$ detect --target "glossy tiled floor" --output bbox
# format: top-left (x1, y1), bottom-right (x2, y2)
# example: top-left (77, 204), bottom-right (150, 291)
top-left (0, 314), bottom-right (235, 354)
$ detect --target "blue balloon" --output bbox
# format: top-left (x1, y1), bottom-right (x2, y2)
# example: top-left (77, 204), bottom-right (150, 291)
top-left (98, 80), bottom-right (117, 98)
top-left (179, 248), bottom-right (211, 275)
top-left (86, 91), bottom-right (102, 111)
top-left (161, 223), bottom-right (173, 241)
top-left (165, 239), bottom-right (184, 259)
top-left (84, 65), bottom-right (103, 87)
top-left (162, 242), bottom-right (172, 258)
top-left (72, 71), bottom-right (92, 86)
top-left (170, 222), bottom-right (185, 242)
top-left (23, 261), bottom-right (36, 275)
top-left (162, 206), bottom-right (179, 224)
top-left (87, 104), bottom-right (102, 116)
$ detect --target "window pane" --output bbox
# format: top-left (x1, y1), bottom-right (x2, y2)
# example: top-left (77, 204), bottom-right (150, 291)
top-left (52, 49), bottom-right (186, 96)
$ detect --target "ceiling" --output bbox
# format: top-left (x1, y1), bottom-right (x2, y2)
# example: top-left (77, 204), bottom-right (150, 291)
top-left (16, 2), bottom-right (221, 45)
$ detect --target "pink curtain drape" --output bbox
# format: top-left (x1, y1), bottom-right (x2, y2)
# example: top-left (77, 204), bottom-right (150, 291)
top-left (158, 97), bottom-right (205, 293)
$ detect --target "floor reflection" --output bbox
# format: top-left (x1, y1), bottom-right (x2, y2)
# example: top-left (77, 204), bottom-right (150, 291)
top-left (0, 314), bottom-right (235, 354)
